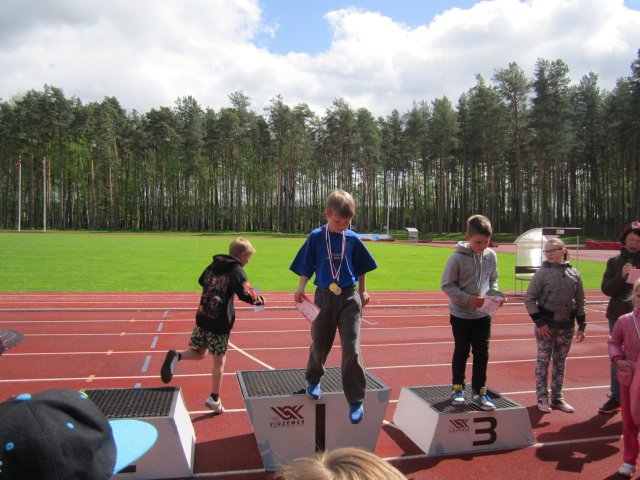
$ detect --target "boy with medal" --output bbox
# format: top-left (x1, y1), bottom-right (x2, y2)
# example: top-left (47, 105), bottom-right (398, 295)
top-left (290, 189), bottom-right (378, 424)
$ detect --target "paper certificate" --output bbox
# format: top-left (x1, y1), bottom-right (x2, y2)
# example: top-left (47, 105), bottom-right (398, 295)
top-left (478, 289), bottom-right (507, 316)
top-left (627, 269), bottom-right (640, 284)
top-left (296, 294), bottom-right (321, 323)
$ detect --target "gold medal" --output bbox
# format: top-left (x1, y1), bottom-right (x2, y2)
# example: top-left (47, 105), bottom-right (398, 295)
top-left (325, 225), bottom-right (346, 297)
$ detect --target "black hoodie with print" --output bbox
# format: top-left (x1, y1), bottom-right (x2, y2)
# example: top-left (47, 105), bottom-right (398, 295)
top-left (195, 254), bottom-right (262, 334)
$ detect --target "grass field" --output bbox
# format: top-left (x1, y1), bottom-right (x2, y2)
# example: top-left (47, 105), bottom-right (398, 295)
top-left (0, 231), bottom-right (606, 293)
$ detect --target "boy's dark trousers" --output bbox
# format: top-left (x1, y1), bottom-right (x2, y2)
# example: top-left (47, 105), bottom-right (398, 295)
top-left (450, 314), bottom-right (491, 392)
top-left (306, 287), bottom-right (366, 404)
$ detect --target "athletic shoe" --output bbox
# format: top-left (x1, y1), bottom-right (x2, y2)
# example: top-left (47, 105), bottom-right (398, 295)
top-left (349, 402), bottom-right (364, 424)
top-left (306, 382), bottom-right (321, 400)
top-left (204, 396), bottom-right (224, 413)
top-left (537, 398), bottom-right (552, 413)
top-left (473, 387), bottom-right (496, 411)
top-left (161, 350), bottom-right (179, 384)
top-left (551, 399), bottom-right (574, 413)
top-left (618, 463), bottom-right (636, 478)
top-left (599, 396), bottom-right (621, 414)
top-left (451, 384), bottom-right (465, 405)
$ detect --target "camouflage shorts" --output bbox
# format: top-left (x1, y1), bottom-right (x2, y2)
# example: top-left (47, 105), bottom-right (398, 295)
top-left (188, 326), bottom-right (229, 355)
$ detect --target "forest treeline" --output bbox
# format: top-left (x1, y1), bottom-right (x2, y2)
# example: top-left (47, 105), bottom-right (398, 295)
top-left (1, 52), bottom-right (639, 236)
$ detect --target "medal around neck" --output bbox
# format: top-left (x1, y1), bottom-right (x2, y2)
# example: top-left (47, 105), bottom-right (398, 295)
top-left (325, 225), bottom-right (346, 297)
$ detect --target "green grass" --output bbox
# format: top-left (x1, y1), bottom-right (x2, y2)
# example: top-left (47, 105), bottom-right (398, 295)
top-left (0, 232), bottom-right (605, 292)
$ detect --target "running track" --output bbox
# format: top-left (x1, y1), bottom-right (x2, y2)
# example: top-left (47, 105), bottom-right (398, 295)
top-left (0, 290), bottom-right (628, 479)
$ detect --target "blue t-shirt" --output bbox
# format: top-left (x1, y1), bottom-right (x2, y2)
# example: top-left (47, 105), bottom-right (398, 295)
top-left (290, 226), bottom-right (378, 288)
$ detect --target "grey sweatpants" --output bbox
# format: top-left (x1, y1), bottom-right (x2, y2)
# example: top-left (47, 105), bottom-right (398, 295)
top-left (306, 286), bottom-right (366, 404)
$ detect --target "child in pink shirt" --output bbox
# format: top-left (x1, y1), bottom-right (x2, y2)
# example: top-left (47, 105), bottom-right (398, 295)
top-left (608, 278), bottom-right (640, 477)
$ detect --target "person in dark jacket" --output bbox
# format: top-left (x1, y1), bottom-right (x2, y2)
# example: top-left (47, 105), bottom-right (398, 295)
top-left (160, 237), bottom-right (264, 413)
top-left (599, 222), bottom-right (640, 414)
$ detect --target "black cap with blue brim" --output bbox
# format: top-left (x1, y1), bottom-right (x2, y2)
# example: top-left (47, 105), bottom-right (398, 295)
top-left (0, 388), bottom-right (157, 479)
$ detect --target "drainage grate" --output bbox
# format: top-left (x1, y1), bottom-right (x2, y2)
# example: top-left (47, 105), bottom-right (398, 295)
top-left (238, 367), bottom-right (387, 398)
top-left (83, 387), bottom-right (177, 418)
top-left (409, 385), bottom-right (521, 413)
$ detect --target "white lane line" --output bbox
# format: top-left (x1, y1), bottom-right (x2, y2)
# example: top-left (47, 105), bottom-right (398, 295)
top-left (228, 341), bottom-right (274, 370)
top-left (140, 355), bottom-right (152, 373)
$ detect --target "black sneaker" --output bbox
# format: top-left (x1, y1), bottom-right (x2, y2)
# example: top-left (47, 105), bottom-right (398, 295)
top-left (598, 396), bottom-right (621, 414)
top-left (161, 350), bottom-right (179, 384)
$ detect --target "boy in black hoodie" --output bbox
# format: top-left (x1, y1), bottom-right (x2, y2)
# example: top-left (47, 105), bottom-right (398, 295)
top-left (160, 237), bottom-right (264, 413)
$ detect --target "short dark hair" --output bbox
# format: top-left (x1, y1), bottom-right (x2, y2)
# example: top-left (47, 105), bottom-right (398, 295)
top-left (619, 221), bottom-right (640, 245)
top-left (467, 214), bottom-right (492, 237)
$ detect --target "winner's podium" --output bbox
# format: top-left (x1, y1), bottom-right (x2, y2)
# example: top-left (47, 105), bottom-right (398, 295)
top-left (237, 367), bottom-right (390, 471)
top-left (393, 385), bottom-right (533, 456)
top-left (85, 387), bottom-right (195, 479)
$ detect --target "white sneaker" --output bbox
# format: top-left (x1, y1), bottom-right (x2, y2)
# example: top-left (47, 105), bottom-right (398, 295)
top-left (618, 463), bottom-right (636, 478)
top-left (450, 384), bottom-right (465, 405)
top-left (537, 399), bottom-right (552, 413)
top-left (551, 400), bottom-right (574, 413)
top-left (473, 387), bottom-right (496, 411)
top-left (204, 396), bottom-right (224, 413)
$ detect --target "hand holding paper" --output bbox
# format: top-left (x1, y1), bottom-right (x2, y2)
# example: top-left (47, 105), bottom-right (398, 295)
top-left (477, 289), bottom-right (507, 316)
top-left (627, 268), bottom-right (640, 284)
top-left (296, 293), bottom-right (320, 323)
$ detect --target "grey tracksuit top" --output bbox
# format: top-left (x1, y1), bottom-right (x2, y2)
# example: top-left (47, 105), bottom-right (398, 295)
top-left (524, 260), bottom-right (586, 330)
top-left (441, 241), bottom-right (499, 319)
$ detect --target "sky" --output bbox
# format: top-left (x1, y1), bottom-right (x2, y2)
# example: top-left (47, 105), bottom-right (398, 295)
top-left (1, 0), bottom-right (640, 118)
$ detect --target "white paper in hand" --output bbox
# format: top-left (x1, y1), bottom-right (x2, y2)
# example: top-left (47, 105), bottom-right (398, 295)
top-left (477, 289), bottom-right (506, 316)
top-left (627, 269), bottom-right (640, 284)
top-left (296, 294), bottom-right (320, 323)
top-left (253, 286), bottom-right (265, 312)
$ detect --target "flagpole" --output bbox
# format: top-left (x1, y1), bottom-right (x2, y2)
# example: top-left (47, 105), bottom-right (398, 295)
top-left (16, 156), bottom-right (21, 232)
top-left (42, 157), bottom-right (46, 232)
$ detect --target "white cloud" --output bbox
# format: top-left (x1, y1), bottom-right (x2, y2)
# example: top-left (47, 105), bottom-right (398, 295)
top-left (0, 0), bottom-right (638, 117)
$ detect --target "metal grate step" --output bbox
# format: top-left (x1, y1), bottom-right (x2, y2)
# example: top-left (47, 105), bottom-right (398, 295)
top-left (83, 387), bottom-right (177, 418)
top-left (238, 367), bottom-right (387, 398)
top-left (408, 385), bottom-right (520, 413)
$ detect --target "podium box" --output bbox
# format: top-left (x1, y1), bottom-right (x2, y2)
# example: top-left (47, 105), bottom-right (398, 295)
top-left (237, 367), bottom-right (390, 471)
top-left (84, 387), bottom-right (195, 479)
top-left (393, 385), bottom-right (533, 456)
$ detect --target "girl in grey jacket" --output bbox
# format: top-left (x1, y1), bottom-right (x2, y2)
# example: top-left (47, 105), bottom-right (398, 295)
top-left (524, 238), bottom-right (586, 414)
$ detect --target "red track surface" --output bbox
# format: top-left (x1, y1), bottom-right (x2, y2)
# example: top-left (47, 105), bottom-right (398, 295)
top-left (0, 290), bottom-right (628, 479)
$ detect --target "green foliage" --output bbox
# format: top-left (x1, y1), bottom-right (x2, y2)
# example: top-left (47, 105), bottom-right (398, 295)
top-left (2, 50), bottom-right (640, 236)
top-left (0, 232), bottom-right (605, 292)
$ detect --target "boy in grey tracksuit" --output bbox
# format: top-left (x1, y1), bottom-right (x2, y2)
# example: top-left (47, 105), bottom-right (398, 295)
top-left (441, 215), bottom-right (499, 411)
